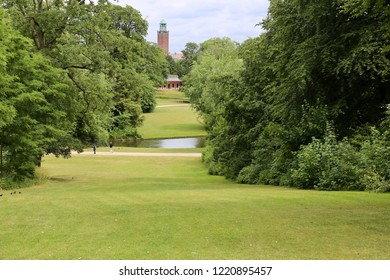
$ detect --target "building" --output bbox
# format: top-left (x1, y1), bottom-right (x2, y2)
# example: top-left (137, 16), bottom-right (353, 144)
top-left (170, 52), bottom-right (184, 61)
top-left (157, 21), bottom-right (183, 90)
top-left (157, 20), bottom-right (183, 60)
top-left (160, 75), bottom-right (183, 90)
top-left (157, 20), bottom-right (169, 55)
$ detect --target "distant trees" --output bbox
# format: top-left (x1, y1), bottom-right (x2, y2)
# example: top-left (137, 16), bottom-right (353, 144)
top-left (183, 0), bottom-right (390, 191)
top-left (0, 1), bottom-right (168, 186)
top-left (179, 42), bottom-right (200, 77)
top-left (165, 42), bottom-right (200, 78)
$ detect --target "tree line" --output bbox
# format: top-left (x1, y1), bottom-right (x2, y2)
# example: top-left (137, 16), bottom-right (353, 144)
top-left (0, 0), bottom-right (168, 186)
top-left (183, 0), bottom-right (390, 192)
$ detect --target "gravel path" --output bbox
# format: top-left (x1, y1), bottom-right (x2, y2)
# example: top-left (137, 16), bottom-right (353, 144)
top-left (77, 151), bottom-right (202, 157)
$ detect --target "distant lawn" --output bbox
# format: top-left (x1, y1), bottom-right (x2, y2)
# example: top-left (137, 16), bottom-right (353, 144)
top-left (155, 89), bottom-right (189, 101)
top-left (138, 94), bottom-right (206, 139)
top-left (0, 154), bottom-right (389, 260)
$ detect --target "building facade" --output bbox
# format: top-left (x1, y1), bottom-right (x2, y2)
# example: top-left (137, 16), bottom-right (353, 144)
top-left (160, 75), bottom-right (183, 90)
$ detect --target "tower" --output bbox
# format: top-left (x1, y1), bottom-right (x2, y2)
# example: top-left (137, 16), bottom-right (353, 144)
top-left (157, 19), bottom-right (169, 55)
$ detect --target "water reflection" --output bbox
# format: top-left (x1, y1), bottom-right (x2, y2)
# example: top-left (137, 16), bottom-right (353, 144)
top-left (113, 137), bottom-right (205, 149)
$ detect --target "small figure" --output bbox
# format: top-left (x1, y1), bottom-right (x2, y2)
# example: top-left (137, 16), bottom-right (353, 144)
top-left (93, 143), bottom-right (97, 154)
top-left (109, 141), bottom-right (113, 153)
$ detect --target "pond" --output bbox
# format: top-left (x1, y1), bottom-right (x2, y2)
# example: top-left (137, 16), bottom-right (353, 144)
top-left (113, 137), bottom-right (206, 149)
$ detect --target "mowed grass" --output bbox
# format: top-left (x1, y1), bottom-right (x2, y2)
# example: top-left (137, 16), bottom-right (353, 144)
top-left (0, 154), bottom-right (389, 260)
top-left (138, 90), bottom-right (206, 139)
top-left (155, 89), bottom-right (189, 101)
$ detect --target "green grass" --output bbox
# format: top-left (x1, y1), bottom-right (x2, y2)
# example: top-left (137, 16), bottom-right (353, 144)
top-left (138, 94), bottom-right (206, 139)
top-left (155, 89), bottom-right (189, 101)
top-left (1, 90), bottom-right (389, 260)
top-left (0, 154), bottom-right (389, 260)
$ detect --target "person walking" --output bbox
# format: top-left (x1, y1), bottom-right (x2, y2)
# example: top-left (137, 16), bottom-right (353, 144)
top-left (109, 141), bottom-right (113, 153)
top-left (93, 143), bottom-right (97, 154)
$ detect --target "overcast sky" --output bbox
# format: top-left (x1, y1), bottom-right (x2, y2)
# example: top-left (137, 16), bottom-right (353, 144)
top-left (117, 0), bottom-right (270, 53)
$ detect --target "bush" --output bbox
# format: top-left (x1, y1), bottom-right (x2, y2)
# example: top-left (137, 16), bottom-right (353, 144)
top-left (360, 171), bottom-right (390, 193)
top-left (357, 127), bottom-right (390, 192)
top-left (292, 124), bottom-right (390, 192)
top-left (291, 125), bottom-right (363, 190)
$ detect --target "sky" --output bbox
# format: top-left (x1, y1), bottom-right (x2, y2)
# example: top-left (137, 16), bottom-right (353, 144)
top-left (117, 0), bottom-right (270, 53)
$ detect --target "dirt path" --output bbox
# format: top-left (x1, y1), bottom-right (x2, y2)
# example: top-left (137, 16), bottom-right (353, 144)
top-left (77, 151), bottom-right (202, 157)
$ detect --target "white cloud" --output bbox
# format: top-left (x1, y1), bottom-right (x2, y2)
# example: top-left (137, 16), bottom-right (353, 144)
top-left (117, 0), bottom-right (269, 52)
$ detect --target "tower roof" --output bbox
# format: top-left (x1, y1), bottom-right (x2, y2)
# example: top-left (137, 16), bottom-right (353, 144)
top-left (160, 19), bottom-right (167, 24)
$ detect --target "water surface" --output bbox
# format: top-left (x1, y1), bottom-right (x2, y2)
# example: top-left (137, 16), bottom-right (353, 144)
top-left (113, 137), bottom-right (205, 149)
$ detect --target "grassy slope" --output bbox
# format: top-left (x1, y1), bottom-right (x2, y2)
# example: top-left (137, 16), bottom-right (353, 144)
top-left (137, 90), bottom-right (206, 139)
top-left (1, 89), bottom-right (388, 260)
top-left (0, 154), bottom-right (389, 260)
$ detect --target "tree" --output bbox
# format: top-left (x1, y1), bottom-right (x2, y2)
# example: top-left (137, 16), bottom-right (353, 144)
top-left (1, 1), bottom-right (169, 184)
top-left (183, 38), bottom-right (248, 177)
top-left (179, 42), bottom-right (199, 77)
top-left (165, 54), bottom-right (181, 77)
top-left (185, 0), bottom-right (390, 189)
top-left (5, 0), bottom-right (168, 142)
top-left (0, 8), bottom-right (75, 181)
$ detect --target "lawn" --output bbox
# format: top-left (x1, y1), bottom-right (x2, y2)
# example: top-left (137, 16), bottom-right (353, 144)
top-left (0, 153), bottom-right (389, 260)
top-left (155, 89), bottom-right (189, 102)
top-left (1, 90), bottom-right (389, 260)
top-left (137, 90), bottom-right (206, 139)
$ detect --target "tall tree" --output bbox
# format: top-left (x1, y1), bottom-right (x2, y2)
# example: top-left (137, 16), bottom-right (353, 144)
top-left (5, 0), bottom-right (168, 142)
top-left (0, 8), bottom-right (75, 180)
top-left (1, 1), bottom-right (169, 183)
top-left (185, 0), bottom-right (390, 187)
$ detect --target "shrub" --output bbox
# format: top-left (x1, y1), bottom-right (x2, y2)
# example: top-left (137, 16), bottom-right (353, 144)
top-left (360, 171), bottom-right (390, 193)
top-left (292, 123), bottom-right (390, 192)
top-left (357, 127), bottom-right (390, 192)
top-left (291, 125), bottom-right (363, 190)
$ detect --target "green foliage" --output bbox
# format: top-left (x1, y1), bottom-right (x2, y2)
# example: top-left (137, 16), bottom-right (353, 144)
top-left (291, 125), bottom-right (362, 190)
top-left (0, 7), bottom-right (73, 182)
top-left (184, 37), bottom-right (242, 121)
top-left (291, 124), bottom-right (390, 192)
top-left (178, 42), bottom-right (199, 77)
top-left (185, 0), bottom-right (390, 191)
top-left (357, 125), bottom-right (390, 192)
top-left (165, 54), bottom-right (182, 77)
top-left (184, 38), bottom-right (252, 179)
top-left (5, 0), bottom-right (167, 143)
top-left (1, 1), bottom-right (169, 183)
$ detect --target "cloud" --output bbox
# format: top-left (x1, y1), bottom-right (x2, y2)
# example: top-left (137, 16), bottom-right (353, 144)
top-left (117, 0), bottom-right (269, 52)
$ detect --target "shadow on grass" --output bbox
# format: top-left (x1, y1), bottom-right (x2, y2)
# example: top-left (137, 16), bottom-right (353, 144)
top-left (50, 176), bottom-right (74, 182)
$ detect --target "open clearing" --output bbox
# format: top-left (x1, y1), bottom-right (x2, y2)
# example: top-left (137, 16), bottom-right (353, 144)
top-left (0, 153), bottom-right (389, 260)
top-left (137, 91), bottom-right (206, 139)
top-left (1, 91), bottom-right (388, 260)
